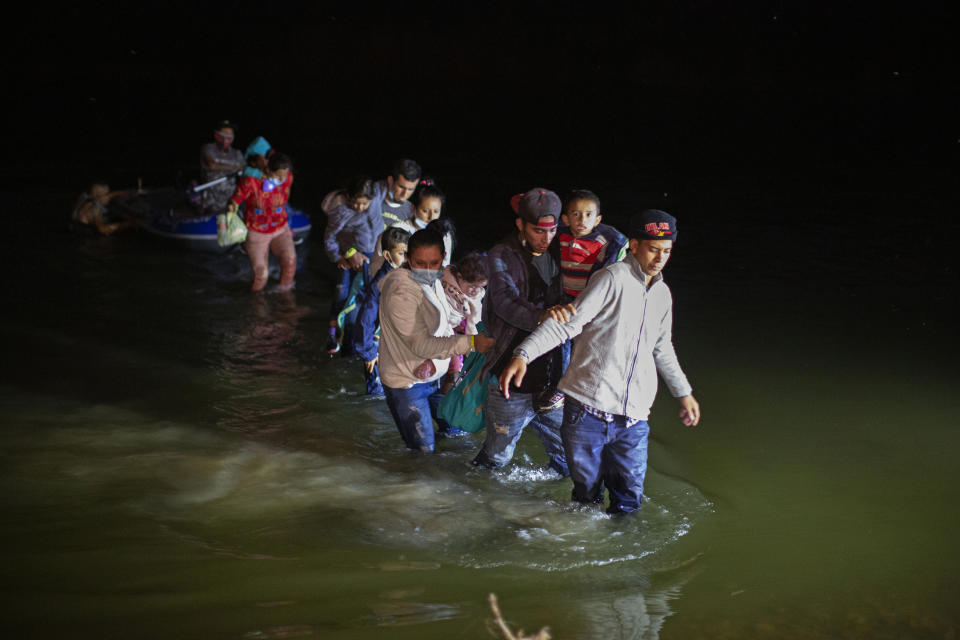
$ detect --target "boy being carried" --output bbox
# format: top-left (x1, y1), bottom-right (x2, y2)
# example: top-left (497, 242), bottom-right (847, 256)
top-left (558, 189), bottom-right (628, 300)
top-left (537, 190), bottom-right (628, 411)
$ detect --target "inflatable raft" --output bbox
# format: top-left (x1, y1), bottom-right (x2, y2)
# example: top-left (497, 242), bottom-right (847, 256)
top-left (116, 187), bottom-right (311, 253)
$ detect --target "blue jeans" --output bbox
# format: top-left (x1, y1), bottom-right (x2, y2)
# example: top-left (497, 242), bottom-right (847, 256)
top-left (383, 381), bottom-right (447, 452)
top-left (561, 397), bottom-right (650, 514)
top-left (330, 256), bottom-right (372, 354)
top-left (363, 362), bottom-right (384, 396)
top-left (472, 381), bottom-right (568, 475)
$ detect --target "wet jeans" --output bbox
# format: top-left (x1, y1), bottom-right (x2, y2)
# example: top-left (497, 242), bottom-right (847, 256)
top-left (561, 397), bottom-right (650, 514)
top-left (472, 380), bottom-right (568, 476)
top-left (383, 380), bottom-right (445, 453)
top-left (363, 361), bottom-right (384, 396)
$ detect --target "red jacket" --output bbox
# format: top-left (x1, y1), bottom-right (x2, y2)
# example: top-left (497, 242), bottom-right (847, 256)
top-left (229, 173), bottom-right (293, 233)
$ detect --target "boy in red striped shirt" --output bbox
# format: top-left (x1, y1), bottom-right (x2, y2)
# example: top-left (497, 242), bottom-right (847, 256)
top-left (558, 190), bottom-right (628, 299)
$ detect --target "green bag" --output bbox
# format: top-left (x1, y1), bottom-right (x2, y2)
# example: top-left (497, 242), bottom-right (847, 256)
top-left (437, 348), bottom-right (491, 433)
top-left (216, 210), bottom-right (248, 247)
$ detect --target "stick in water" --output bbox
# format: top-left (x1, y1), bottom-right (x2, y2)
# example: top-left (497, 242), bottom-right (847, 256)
top-left (488, 593), bottom-right (551, 640)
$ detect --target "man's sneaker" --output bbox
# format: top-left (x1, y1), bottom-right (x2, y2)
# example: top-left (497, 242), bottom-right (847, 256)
top-left (535, 390), bottom-right (565, 413)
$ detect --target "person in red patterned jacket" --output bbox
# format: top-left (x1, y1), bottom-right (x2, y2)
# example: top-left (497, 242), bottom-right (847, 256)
top-left (227, 153), bottom-right (296, 292)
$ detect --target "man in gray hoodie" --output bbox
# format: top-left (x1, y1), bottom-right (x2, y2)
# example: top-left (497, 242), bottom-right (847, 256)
top-left (499, 209), bottom-right (701, 514)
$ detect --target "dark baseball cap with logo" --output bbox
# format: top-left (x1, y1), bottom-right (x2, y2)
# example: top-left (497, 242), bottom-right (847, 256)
top-left (510, 188), bottom-right (561, 228)
top-left (628, 209), bottom-right (678, 243)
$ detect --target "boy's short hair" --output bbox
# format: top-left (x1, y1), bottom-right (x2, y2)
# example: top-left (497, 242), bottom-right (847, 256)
top-left (453, 251), bottom-right (488, 284)
top-left (268, 153), bottom-right (293, 172)
top-left (565, 189), bottom-right (601, 212)
top-left (392, 158), bottom-right (422, 182)
top-left (382, 226), bottom-right (411, 252)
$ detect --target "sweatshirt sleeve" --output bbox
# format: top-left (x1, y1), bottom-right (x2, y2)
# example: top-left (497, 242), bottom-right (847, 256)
top-left (323, 206), bottom-right (353, 262)
top-left (384, 280), bottom-right (473, 360)
top-left (652, 293), bottom-right (693, 397)
top-left (486, 250), bottom-right (542, 331)
top-left (514, 268), bottom-right (615, 362)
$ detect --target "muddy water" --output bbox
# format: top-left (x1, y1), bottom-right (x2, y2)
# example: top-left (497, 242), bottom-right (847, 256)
top-left (0, 192), bottom-right (957, 638)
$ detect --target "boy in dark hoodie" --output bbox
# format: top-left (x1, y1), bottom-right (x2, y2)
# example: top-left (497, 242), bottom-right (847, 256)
top-left (353, 226), bottom-right (411, 395)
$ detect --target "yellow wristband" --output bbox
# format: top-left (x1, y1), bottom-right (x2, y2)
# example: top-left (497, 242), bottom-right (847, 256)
top-left (344, 247), bottom-right (358, 259)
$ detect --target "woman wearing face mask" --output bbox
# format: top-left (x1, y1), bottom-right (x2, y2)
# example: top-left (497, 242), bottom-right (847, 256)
top-left (377, 229), bottom-right (495, 453)
top-left (226, 153), bottom-right (296, 292)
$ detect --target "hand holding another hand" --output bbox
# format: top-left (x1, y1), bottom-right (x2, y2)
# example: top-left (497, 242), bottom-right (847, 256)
top-left (539, 303), bottom-right (577, 325)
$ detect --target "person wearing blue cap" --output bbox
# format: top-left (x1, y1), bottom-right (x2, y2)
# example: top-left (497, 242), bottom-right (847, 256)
top-left (498, 209), bottom-right (701, 514)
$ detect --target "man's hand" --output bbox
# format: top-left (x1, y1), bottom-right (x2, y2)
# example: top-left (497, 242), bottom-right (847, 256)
top-left (364, 357), bottom-right (378, 375)
top-left (679, 395), bottom-right (701, 426)
top-left (336, 258), bottom-right (350, 270)
top-left (498, 357), bottom-right (528, 399)
top-left (473, 333), bottom-right (495, 354)
top-left (538, 303), bottom-right (577, 325)
top-left (347, 251), bottom-right (369, 271)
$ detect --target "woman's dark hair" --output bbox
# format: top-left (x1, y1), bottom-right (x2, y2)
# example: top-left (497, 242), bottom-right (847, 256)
top-left (382, 226), bottom-right (411, 252)
top-left (392, 158), bottom-right (422, 182)
top-left (426, 218), bottom-right (456, 255)
top-left (345, 175), bottom-right (375, 201)
top-left (565, 189), bottom-right (601, 213)
top-left (407, 228), bottom-right (445, 257)
top-left (268, 153), bottom-right (293, 172)
top-left (452, 251), bottom-right (488, 285)
top-left (413, 178), bottom-right (445, 207)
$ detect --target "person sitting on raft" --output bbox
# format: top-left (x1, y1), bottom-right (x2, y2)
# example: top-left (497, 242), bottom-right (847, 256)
top-left (200, 120), bottom-right (245, 214)
top-left (71, 183), bottom-right (138, 235)
top-left (377, 228), bottom-right (494, 453)
top-left (226, 153), bottom-right (296, 292)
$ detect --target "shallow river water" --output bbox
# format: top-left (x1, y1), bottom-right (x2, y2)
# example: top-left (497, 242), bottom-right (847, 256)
top-left (1, 188), bottom-right (957, 639)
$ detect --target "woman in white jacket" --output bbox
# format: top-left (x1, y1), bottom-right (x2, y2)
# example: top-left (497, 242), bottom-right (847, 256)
top-left (378, 229), bottom-right (494, 452)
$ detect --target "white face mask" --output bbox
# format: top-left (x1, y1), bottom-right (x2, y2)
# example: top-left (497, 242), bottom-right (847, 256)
top-left (409, 268), bottom-right (442, 287)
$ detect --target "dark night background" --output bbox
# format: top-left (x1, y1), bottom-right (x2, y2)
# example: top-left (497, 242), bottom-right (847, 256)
top-left (1, 4), bottom-right (959, 637)
top-left (6, 1), bottom-right (959, 339)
